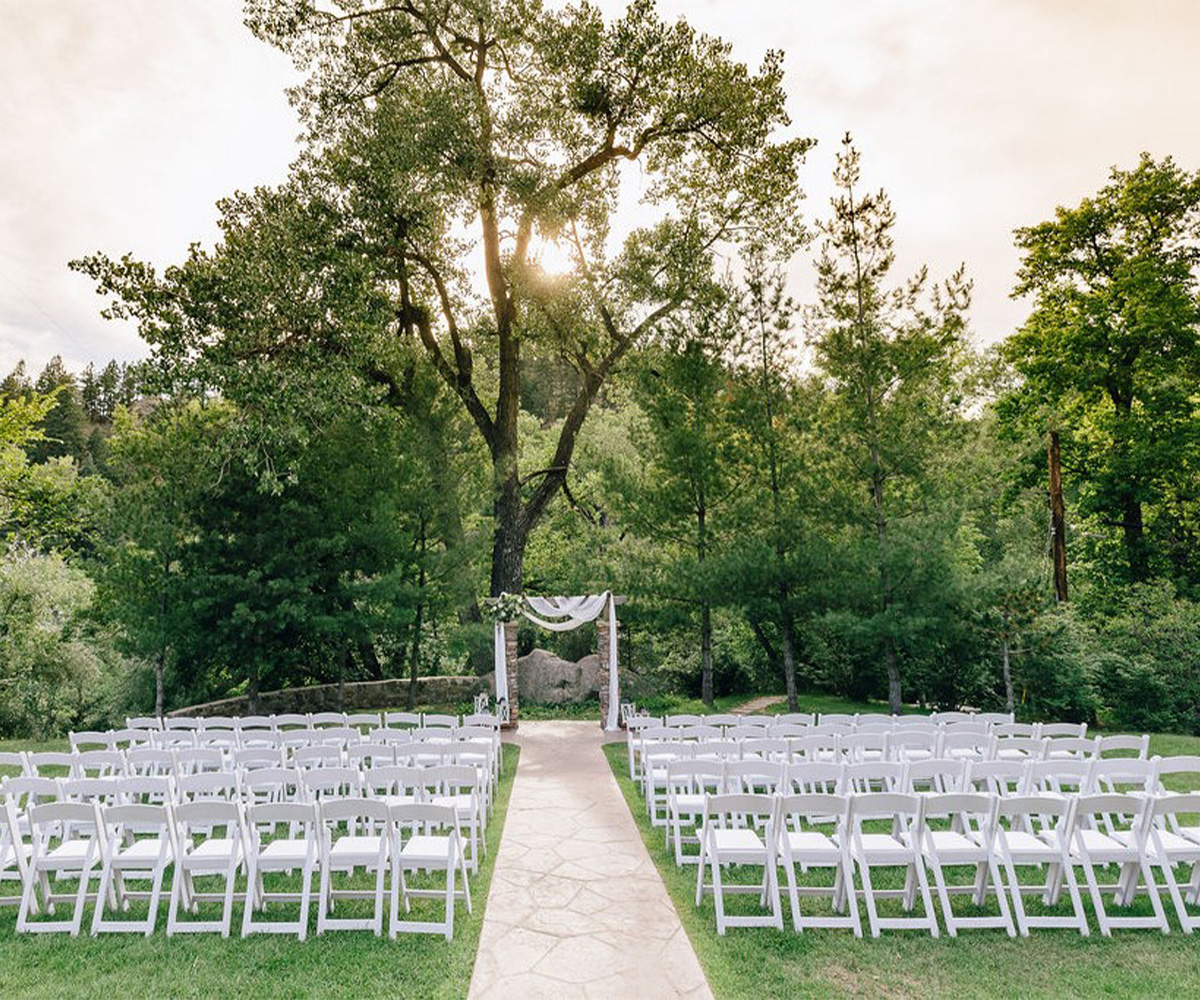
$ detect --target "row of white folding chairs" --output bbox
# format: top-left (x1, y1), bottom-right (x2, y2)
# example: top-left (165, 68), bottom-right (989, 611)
top-left (71, 716), bottom-right (500, 751)
top-left (124, 711), bottom-right (494, 732)
top-left (5, 736), bottom-right (500, 790)
top-left (625, 710), bottom-right (1021, 731)
top-left (689, 788), bottom-right (1200, 938)
top-left (3, 745), bottom-right (497, 829)
top-left (651, 756), bottom-right (1200, 849)
top-left (2, 794), bottom-right (472, 940)
top-left (2, 760), bottom-right (489, 875)
top-left (629, 731), bottom-right (1145, 785)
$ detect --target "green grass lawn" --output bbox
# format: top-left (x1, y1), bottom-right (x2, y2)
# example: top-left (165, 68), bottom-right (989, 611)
top-left (602, 739), bottom-right (1200, 999)
top-left (0, 743), bottom-right (519, 999)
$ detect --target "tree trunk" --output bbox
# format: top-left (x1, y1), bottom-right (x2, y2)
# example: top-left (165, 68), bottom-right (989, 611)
top-left (884, 638), bottom-right (901, 716)
top-left (1048, 429), bottom-right (1068, 602)
top-left (1001, 637), bottom-right (1015, 714)
top-left (780, 609), bottom-right (799, 712)
top-left (700, 601), bottom-right (714, 707)
top-left (490, 449), bottom-right (526, 597)
top-left (407, 515), bottom-right (427, 710)
top-left (247, 664), bottom-right (260, 715)
top-left (1122, 492), bottom-right (1149, 583)
top-left (154, 648), bottom-right (166, 719)
top-left (336, 645), bottom-right (348, 712)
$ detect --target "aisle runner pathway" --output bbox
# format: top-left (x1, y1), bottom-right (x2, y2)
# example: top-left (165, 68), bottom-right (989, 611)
top-left (468, 721), bottom-right (712, 1000)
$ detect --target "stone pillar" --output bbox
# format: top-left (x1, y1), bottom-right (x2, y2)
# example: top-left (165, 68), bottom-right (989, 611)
top-left (597, 613), bottom-right (613, 730)
top-left (503, 620), bottom-right (520, 730)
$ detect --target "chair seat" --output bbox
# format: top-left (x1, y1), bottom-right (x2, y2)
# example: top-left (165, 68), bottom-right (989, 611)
top-left (1073, 828), bottom-right (1134, 862)
top-left (329, 836), bottom-right (386, 862)
top-left (785, 830), bottom-right (841, 862)
top-left (671, 794), bottom-right (707, 812)
top-left (855, 833), bottom-right (912, 863)
top-left (400, 835), bottom-right (456, 865)
top-left (926, 830), bottom-right (986, 860)
top-left (185, 838), bottom-right (241, 868)
top-left (114, 839), bottom-right (170, 863)
top-left (42, 841), bottom-right (95, 868)
top-left (431, 794), bottom-right (475, 813)
top-left (1002, 830), bottom-right (1061, 859)
top-left (260, 840), bottom-right (312, 864)
top-left (710, 829), bottom-right (766, 853)
top-left (1146, 830), bottom-right (1200, 859)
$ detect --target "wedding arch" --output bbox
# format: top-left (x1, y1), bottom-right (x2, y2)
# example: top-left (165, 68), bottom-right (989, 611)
top-left (491, 593), bottom-right (622, 730)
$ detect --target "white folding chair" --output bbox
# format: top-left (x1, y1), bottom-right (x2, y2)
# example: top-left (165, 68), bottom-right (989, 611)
top-left (793, 734), bottom-right (841, 763)
top-left (235, 747), bottom-right (286, 772)
top-left (775, 713), bottom-right (815, 727)
top-left (665, 714), bottom-right (704, 728)
top-left (384, 712), bottom-right (422, 729)
top-left (919, 793), bottom-right (1014, 936)
top-left (25, 752), bottom-right (76, 777)
top-left (785, 761), bottom-right (844, 795)
top-left (846, 792), bottom-right (938, 937)
top-left (967, 759), bottom-right (1026, 797)
top-left (694, 793), bottom-right (782, 935)
top-left (942, 732), bottom-right (995, 762)
top-left (302, 767), bottom-right (362, 802)
top-left (1069, 793), bottom-right (1167, 935)
top-left (242, 801), bottom-right (320, 939)
top-left (1045, 736), bottom-right (1098, 761)
top-left (776, 792), bottom-right (860, 935)
top-left (904, 758), bottom-right (970, 795)
top-left (888, 731), bottom-right (939, 764)
top-left (167, 800), bottom-right (245, 936)
top-left (17, 801), bottom-right (105, 936)
top-left (819, 713), bottom-right (857, 727)
top-left (174, 748), bottom-right (225, 776)
top-left (126, 716), bottom-right (163, 731)
top-left (72, 751), bottom-right (126, 779)
top-left (422, 714), bottom-right (458, 730)
top-left (841, 733), bottom-right (887, 764)
top-left (310, 712), bottom-right (348, 729)
top-left (424, 764), bottom-right (484, 873)
top-left (91, 802), bottom-right (174, 935)
top-left (843, 761), bottom-right (905, 795)
top-left (994, 794), bottom-right (1088, 935)
top-left (241, 768), bottom-right (305, 807)
top-left (293, 745), bottom-right (343, 770)
top-left (1095, 734), bottom-right (1149, 760)
top-left (994, 723), bottom-right (1039, 739)
top-left (994, 736), bottom-right (1048, 762)
top-left (666, 761), bottom-right (724, 865)
top-left (346, 713), bottom-right (382, 732)
top-left (1147, 793), bottom-right (1200, 932)
top-left (1041, 722), bottom-right (1087, 739)
top-left (125, 748), bottom-right (175, 777)
top-left (389, 802), bottom-right (471, 940)
top-left (70, 732), bottom-right (113, 752)
top-left (317, 798), bottom-right (390, 935)
top-left (272, 714), bottom-right (311, 731)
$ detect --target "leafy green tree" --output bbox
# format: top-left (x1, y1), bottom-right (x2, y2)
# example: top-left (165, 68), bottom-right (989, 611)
top-left (806, 135), bottom-right (972, 713)
top-left (78, 0), bottom-right (807, 602)
top-left (619, 303), bottom-right (747, 705)
top-left (29, 356), bottom-right (88, 465)
top-left (1004, 154), bottom-right (1200, 586)
top-left (0, 546), bottom-right (129, 738)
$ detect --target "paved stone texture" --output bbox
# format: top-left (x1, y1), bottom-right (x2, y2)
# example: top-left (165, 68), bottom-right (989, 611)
top-left (468, 721), bottom-right (712, 1000)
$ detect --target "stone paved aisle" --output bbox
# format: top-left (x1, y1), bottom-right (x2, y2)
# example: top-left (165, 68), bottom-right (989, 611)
top-left (467, 721), bottom-right (712, 1000)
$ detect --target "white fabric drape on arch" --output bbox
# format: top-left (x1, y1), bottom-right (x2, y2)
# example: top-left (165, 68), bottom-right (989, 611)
top-left (493, 592), bottom-right (620, 730)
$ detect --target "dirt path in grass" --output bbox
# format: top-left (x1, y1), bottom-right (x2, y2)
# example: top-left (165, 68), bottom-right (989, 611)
top-left (730, 694), bottom-right (785, 715)
top-left (467, 720), bottom-right (711, 1000)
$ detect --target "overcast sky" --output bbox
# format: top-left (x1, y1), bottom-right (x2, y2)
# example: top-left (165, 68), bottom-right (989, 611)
top-left (2, 0), bottom-right (1198, 377)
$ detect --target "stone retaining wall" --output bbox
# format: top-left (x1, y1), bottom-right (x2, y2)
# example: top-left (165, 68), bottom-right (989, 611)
top-left (168, 675), bottom-right (488, 718)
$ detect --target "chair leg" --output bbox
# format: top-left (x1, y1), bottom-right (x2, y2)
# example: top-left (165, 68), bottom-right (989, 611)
top-left (711, 853), bottom-right (726, 936)
top-left (444, 861), bottom-right (455, 941)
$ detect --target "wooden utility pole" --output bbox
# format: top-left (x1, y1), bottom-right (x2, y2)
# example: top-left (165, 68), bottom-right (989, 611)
top-left (1048, 430), bottom-right (1068, 603)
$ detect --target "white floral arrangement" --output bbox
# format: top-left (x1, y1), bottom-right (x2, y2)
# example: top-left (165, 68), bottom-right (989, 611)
top-left (485, 591), bottom-right (526, 623)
